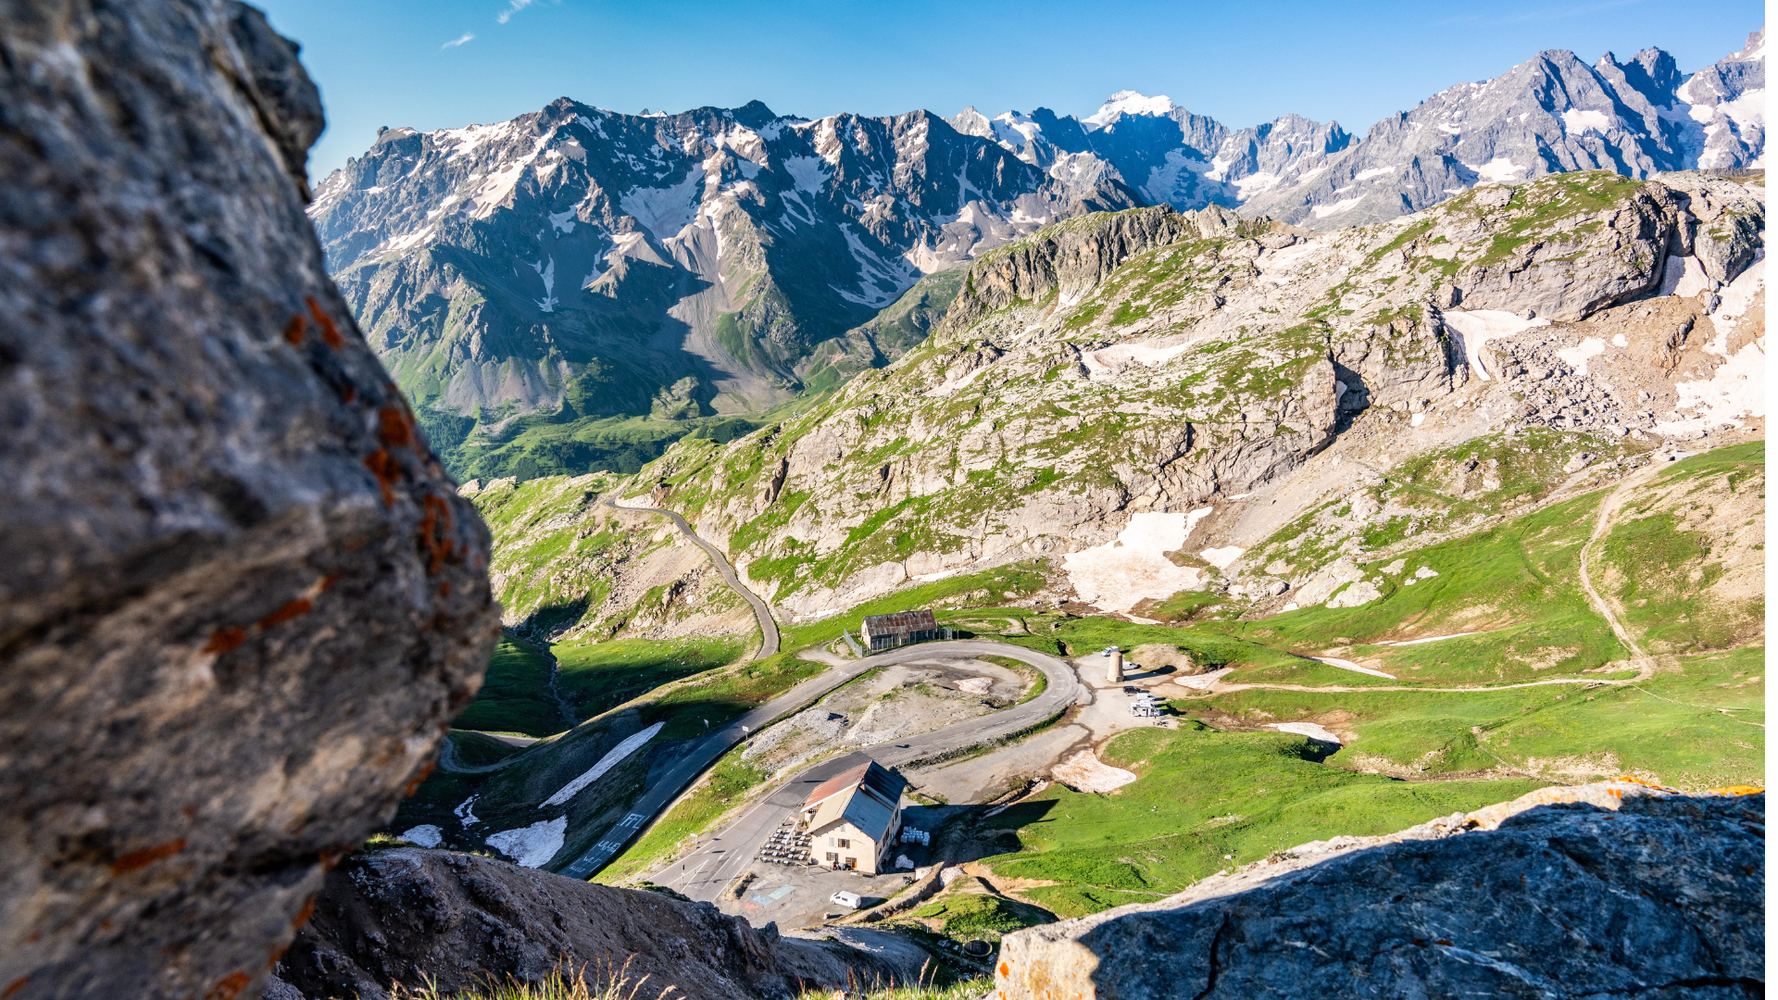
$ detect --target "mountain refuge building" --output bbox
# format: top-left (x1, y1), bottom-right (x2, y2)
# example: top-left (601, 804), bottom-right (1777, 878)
top-left (860, 609), bottom-right (939, 651)
top-left (799, 761), bottom-right (908, 873)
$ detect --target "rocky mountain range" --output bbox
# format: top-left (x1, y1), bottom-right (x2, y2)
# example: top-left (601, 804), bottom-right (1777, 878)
top-left (607, 168), bottom-right (1764, 621)
top-left (307, 29), bottom-right (1764, 483)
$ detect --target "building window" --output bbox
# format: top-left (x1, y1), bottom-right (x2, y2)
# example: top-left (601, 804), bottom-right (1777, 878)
top-left (836, 838), bottom-right (851, 849)
top-left (825, 852), bottom-right (838, 864)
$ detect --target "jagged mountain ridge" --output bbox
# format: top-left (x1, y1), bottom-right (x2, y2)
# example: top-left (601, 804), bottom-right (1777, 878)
top-left (309, 98), bottom-right (1141, 461)
top-left (613, 169), bottom-right (1763, 620)
top-left (308, 28), bottom-right (1763, 482)
top-left (960, 29), bottom-right (1765, 228)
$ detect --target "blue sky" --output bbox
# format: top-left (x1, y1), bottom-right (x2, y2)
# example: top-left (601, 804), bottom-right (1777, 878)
top-left (255, 0), bottom-right (1765, 180)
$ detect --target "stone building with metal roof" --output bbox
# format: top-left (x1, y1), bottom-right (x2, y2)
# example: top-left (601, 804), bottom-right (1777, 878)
top-left (799, 761), bottom-right (908, 874)
top-left (860, 609), bottom-right (939, 651)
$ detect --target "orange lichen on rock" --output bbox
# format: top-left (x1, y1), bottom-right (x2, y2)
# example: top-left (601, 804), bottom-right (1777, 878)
top-left (291, 896), bottom-right (316, 930)
top-left (257, 599), bottom-right (313, 629)
top-left (378, 406), bottom-right (414, 449)
top-left (418, 494), bottom-right (456, 574)
top-left (112, 838), bottom-right (187, 875)
top-left (282, 315), bottom-right (305, 345)
top-left (305, 296), bottom-right (343, 349)
top-left (203, 971), bottom-right (252, 1000)
top-left (203, 627), bottom-right (247, 654)
top-left (1707, 785), bottom-right (1765, 796)
top-left (403, 761), bottom-right (436, 797)
top-left (363, 448), bottom-right (401, 507)
top-left (3, 977), bottom-right (29, 999)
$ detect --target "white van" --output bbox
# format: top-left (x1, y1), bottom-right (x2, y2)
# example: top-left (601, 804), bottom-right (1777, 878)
top-left (829, 890), bottom-right (863, 909)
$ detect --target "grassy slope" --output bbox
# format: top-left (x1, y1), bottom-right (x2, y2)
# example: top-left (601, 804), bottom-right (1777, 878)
top-left (982, 724), bottom-right (1548, 918)
top-left (452, 637), bottom-right (567, 737)
top-left (554, 635), bottom-right (749, 724)
top-left (1602, 441), bottom-right (1765, 654)
top-left (1231, 490), bottom-right (1628, 684)
top-left (959, 442), bottom-right (1764, 916)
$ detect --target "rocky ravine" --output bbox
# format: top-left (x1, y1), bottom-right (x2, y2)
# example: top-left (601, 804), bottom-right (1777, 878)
top-left (996, 785), bottom-right (1765, 999)
top-left (611, 170), bottom-right (1761, 622)
top-left (0, 3), bottom-right (504, 998)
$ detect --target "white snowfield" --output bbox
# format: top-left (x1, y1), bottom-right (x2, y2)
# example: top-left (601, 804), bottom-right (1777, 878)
top-left (1657, 256), bottom-right (1765, 436)
top-left (400, 824), bottom-right (443, 847)
top-left (541, 722), bottom-right (665, 808)
top-left (1560, 108), bottom-right (1614, 135)
top-left (1266, 722), bottom-right (1343, 744)
top-left (1079, 337), bottom-right (1194, 377)
top-left (1062, 509), bottom-right (1214, 613)
top-left (485, 816), bottom-right (567, 869)
top-left (1439, 309), bottom-right (1552, 380)
top-left (1311, 196), bottom-right (1365, 219)
top-left (1083, 91), bottom-right (1177, 129)
top-left (1051, 749), bottom-right (1138, 793)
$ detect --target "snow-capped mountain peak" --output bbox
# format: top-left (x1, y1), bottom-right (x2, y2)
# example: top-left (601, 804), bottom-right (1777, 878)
top-left (1083, 90), bottom-right (1178, 129)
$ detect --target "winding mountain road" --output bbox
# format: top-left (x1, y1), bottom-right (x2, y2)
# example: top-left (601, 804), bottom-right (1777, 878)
top-left (605, 496), bottom-right (780, 659)
top-left (644, 640), bottom-right (1081, 901)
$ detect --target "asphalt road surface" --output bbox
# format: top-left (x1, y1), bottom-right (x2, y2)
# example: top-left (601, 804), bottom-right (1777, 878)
top-left (556, 648), bottom-right (876, 879)
top-left (648, 640), bottom-right (1081, 902)
top-left (605, 496), bottom-right (780, 659)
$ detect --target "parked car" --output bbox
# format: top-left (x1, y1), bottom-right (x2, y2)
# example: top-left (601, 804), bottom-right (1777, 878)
top-left (829, 890), bottom-right (863, 909)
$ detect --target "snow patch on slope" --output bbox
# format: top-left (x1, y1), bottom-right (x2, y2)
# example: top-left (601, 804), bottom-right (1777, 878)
top-left (1062, 510), bottom-right (1212, 613)
top-left (621, 171), bottom-right (703, 237)
top-left (485, 816), bottom-right (567, 868)
top-left (1084, 90), bottom-right (1177, 129)
top-left (541, 722), bottom-right (664, 808)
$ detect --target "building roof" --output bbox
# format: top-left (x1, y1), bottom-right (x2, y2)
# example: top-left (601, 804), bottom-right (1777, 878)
top-left (861, 609), bottom-right (938, 636)
top-left (806, 782), bottom-right (898, 843)
top-left (802, 760), bottom-right (907, 811)
top-left (802, 761), bottom-right (907, 843)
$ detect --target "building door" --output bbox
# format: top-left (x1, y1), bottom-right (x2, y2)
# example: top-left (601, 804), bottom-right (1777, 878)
top-left (843, 857), bottom-right (857, 870)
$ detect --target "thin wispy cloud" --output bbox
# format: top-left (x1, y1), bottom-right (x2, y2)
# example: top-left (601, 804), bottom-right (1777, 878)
top-left (441, 32), bottom-right (475, 49)
top-left (496, 0), bottom-right (539, 25)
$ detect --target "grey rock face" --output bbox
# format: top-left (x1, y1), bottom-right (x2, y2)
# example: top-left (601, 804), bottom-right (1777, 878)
top-left (1679, 29), bottom-right (1767, 171)
top-left (936, 206), bottom-right (1219, 337)
top-left (311, 30), bottom-right (1760, 483)
top-left (275, 848), bottom-right (909, 1000)
top-left (306, 98), bottom-right (1141, 449)
top-left (997, 793), bottom-right (1765, 1000)
top-left (1446, 177), bottom-right (1684, 320)
top-left (0, 3), bottom-right (499, 999)
top-left (1244, 35), bottom-right (1765, 229)
top-left (959, 31), bottom-right (1762, 234)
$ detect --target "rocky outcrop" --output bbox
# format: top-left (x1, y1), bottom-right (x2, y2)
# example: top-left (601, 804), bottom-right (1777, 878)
top-left (996, 788), bottom-right (1764, 999)
top-left (272, 848), bottom-right (908, 999)
top-left (0, 4), bottom-right (499, 999)
top-left (602, 171), bottom-right (1712, 620)
top-left (936, 207), bottom-right (1224, 339)
top-left (1447, 178), bottom-right (1684, 321)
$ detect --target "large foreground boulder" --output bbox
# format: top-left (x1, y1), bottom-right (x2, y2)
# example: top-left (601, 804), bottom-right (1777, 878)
top-left (272, 848), bottom-right (911, 999)
top-left (997, 789), bottom-right (1763, 999)
top-left (0, 3), bottom-right (499, 999)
